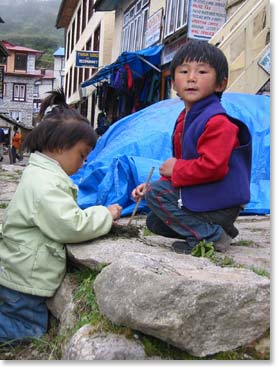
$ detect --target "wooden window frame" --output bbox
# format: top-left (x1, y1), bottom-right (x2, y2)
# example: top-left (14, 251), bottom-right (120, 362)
top-left (13, 83), bottom-right (26, 102)
top-left (14, 53), bottom-right (27, 71)
top-left (164, 0), bottom-right (188, 38)
top-left (121, 0), bottom-right (150, 52)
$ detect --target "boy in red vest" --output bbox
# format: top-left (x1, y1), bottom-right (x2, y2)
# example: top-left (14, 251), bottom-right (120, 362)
top-left (132, 40), bottom-right (252, 254)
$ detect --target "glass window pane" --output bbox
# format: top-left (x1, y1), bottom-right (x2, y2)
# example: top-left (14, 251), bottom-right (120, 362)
top-left (169, 1), bottom-right (177, 34)
top-left (15, 54), bottom-right (27, 70)
top-left (177, 0), bottom-right (188, 29)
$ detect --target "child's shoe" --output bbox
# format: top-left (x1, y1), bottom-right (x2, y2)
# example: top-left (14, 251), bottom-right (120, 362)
top-left (172, 241), bottom-right (193, 254)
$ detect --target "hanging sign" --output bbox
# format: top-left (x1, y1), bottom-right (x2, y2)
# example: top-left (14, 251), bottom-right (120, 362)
top-left (144, 8), bottom-right (163, 48)
top-left (258, 46), bottom-right (270, 75)
top-left (188, 0), bottom-right (227, 40)
top-left (75, 50), bottom-right (99, 68)
top-left (162, 36), bottom-right (187, 65)
top-left (0, 66), bottom-right (4, 99)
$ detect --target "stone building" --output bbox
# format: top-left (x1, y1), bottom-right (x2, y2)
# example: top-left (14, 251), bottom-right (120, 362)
top-left (0, 40), bottom-right (44, 128)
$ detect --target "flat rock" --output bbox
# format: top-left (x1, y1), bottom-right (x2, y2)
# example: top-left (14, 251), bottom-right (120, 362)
top-left (67, 237), bottom-right (169, 270)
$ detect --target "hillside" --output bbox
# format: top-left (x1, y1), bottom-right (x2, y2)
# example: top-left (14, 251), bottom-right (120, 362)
top-left (0, 0), bottom-right (64, 68)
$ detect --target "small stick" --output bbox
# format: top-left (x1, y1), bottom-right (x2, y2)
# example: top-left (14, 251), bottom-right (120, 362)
top-left (127, 166), bottom-right (155, 226)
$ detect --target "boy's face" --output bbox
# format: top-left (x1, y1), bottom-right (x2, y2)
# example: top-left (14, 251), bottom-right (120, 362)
top-left (172, 61), bottom-right (227, 111)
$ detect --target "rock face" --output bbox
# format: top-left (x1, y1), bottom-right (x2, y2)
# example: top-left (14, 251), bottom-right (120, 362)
top-left (93, 252), bottom-right (270, 357)
top-left (46, 275), bottom-right (78, 334)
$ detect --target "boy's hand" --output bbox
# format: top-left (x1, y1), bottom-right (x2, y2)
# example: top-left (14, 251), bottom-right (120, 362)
top-left (108, 204), bottom-right (122, 220)
top-left (159, 158), bottom-right (177, 177)
top-left (131, 183), bottom-right (146, 201)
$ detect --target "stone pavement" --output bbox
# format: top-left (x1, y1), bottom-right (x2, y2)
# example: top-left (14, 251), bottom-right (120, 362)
top-left (0, 151), bottom-right (271, 359)
top-left (0, 151), bottom-right (271, 275)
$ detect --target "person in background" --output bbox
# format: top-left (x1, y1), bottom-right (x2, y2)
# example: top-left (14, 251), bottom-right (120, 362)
top-left (132, 40), bottom-right (252, 254)
top-left (0, 88), bottom-right (122, 343)
top-left (11, 125), bottom-right (22, 163)
top-left (0, 127), bottom-right (4, 162)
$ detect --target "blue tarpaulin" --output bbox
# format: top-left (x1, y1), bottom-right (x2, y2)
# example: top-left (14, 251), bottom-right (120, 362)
top-left (71, 93), bottom-right (270, 216)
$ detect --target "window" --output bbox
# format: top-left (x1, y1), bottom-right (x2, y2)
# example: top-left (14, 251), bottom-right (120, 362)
top-left (84, 67), bottom-right (90, 81)
top-left (76, 6), bottom-right (81, 42)
top-left (10, 111), bottom-right (23, 121)
top-left (164, 0), bottom-right (188, 38)
top-left (65, 73), bottom-right (69, 98)
top-left (71, 19), bottom-right (76, 54)
top-left (14, 53), bottom-right (27, 71)
top-left (66, 30), bottom-right (71, 60)
top-left (93, 27), bottom-right (100, 51)
top-left (13, 84), bottom-right (26, 101)
top-left (80, 98), bottom-right (88, 117)
top-left (82, 0), bottom-right (87, 32)
top-left (0, 56), bottom-right (7, 64)
top-left (73, 67), bottom-right (78, 93)
top-left (88, 0), bottom-right (94, 21)
top-left (68, 67), bottom-right (72, 97)
top-left (79, 67), bottom-right (83, 85)
top-left (3, 82), bottom-right (7, 97)
top-left (33, 84), bottom-right (39, 97)
top-left (121, 0), bottom-right (149, 52)
top-left (87, 37), bottom-right (92, 51)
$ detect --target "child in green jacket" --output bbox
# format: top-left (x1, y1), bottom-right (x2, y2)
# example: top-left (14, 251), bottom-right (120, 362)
top-left (0, 89), bottom-right (122, 343)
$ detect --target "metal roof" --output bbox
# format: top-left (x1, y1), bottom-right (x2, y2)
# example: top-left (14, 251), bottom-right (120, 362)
top-left (1, 41), bottom-right (43, 55)
top-left (53, 47), bottom-right (65, 57)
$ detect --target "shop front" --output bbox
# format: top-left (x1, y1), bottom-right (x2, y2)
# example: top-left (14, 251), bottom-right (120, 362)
top-left (81, 44), bottom-right (163, 135)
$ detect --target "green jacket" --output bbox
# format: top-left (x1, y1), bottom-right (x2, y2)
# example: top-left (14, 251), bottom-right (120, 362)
top-left (0, 153), bottom-right (113, 297)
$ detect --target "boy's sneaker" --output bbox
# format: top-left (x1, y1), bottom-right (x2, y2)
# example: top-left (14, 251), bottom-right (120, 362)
top-left (172, 241), bottom-right (193, 254)
top-left (225, 224), bottom-right (239, 238)
top-left (214, 231), bottom-right (232, 252)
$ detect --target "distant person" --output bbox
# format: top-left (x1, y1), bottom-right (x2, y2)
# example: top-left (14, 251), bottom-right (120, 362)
top-left (11, 125), bottom-right (22, 163)
top-left (0, 127), bottom-right (4, 162)
top-left (132, 40), bottom-right (252, 254)
top-left (0, 88), bottom-right (122, 343)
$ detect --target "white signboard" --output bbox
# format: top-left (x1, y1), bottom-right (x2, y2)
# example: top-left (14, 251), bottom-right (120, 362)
top-left (188, 0), bottom-right (227, 40)
top-left (162, 36), bottom-right (187, 65)
top-left (258, 46), bottom-right (270, 74)
top-left (144, 8), bottom-right (163, 48)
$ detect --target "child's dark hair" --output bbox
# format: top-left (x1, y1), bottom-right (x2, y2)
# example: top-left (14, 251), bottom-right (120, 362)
top-left (23, 88), bottom-right (98, 153)
top-left (170, 40), bottom-right (228, 97)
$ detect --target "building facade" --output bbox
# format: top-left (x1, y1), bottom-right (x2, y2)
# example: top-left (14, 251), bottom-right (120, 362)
top-left (56, 0), bottom-right (115, 127)
top-left (33, 69), bottom-right (55, 117)
top-left (53, 47), bottom-right (65, 90)
top-left (60, 0), bottom-right (270, 130)
top-left (0, 40), bottom-right (44, 127)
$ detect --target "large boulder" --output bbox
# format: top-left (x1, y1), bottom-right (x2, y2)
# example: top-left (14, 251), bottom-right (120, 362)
top-left (94, 252), bottom-right (270, 357)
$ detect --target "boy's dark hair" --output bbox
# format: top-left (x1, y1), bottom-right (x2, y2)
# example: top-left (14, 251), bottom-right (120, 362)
top-left (170, 40), bottom-right (229, 91)
top-left (23, 88), bottom-right (98, 153)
